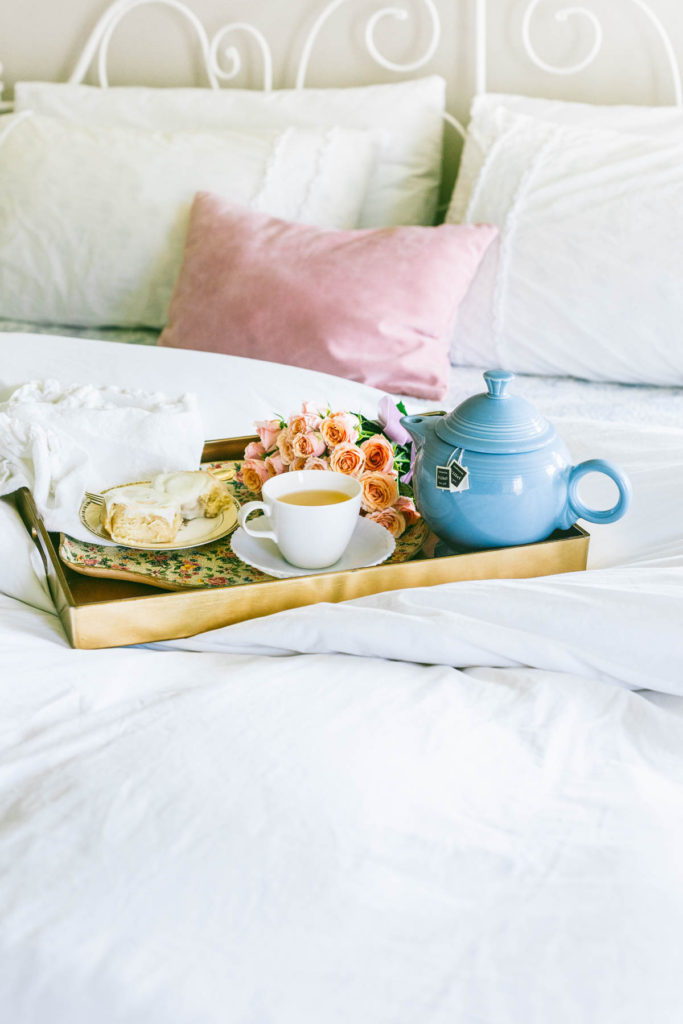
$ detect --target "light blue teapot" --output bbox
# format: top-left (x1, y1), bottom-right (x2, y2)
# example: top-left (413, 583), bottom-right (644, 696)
top-left (401, 370), bottom-right (631, 551)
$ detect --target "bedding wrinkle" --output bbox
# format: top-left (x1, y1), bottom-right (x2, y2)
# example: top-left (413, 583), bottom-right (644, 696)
top-left (3, 603), bottom-right (683, 1020)
top-left (159, 566), bottom-right (683, 694)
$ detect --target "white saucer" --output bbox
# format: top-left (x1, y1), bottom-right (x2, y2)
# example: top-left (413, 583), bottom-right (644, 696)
top-left (230, 515), bottom-right (395, 578)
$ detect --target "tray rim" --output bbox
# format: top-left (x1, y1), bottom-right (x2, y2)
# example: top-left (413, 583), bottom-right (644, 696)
top-left (12, 434), bottom-right (590, 649)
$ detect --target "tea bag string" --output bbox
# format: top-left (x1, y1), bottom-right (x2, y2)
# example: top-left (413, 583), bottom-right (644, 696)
top-left (446, 448), bottom-right (464, 467)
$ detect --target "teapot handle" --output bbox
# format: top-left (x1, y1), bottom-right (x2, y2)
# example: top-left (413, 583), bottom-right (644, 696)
top-left (566, 459), bottom-right (632, 526)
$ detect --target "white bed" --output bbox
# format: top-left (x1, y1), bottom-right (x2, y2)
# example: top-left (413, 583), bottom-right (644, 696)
top-left (1, 2), bottom-right (683, 1022)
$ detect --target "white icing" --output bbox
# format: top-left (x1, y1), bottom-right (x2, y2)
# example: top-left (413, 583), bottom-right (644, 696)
top-left (103, 471), bottom-right (213, 524)
top-left (103, 483), bottom-right (179, 525)
top-left (152, 471), bottom-right (213, 518)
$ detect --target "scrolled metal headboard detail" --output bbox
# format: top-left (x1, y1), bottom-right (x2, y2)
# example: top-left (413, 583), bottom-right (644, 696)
top-left (68, 0), bottom-right (275, 92)
top-left (521, 0), bottom-right (682, 105)
top-left (68, 0), bottom-right (448, 93)
top-left (1, 0), bottom-right (682, 116)
top-left (294, 0), bottom-right (441, 87)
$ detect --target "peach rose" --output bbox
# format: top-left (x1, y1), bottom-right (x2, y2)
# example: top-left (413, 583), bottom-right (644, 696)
top-left (238, 457), bottom-right (271, 492)
top-left (394, 495), bottom-right (420, 526)
top-left (330, 442), bottom-right (365, 477)
top-left (365, 507), bottom-right (407, 538)
top-left (288, 411), bottom-right (322, 435)
top-left (320, 411), bottom-right (360, 449)
top-left (265, 453), bottom-right (287, 476)
top-left (292, 431), bottom-right (326, 460)
top-left (276, 428), bottom-right (295, 465)
top-left (304, 456), bottom-right (330, 471)
top-left (290, 457), bottom-right (308, 471)
top-left (360, 471), bottom-right (399, 512)
top-left (254, 418), bottom-right (282, 452)
top-left (244, 440), bottom-right (266, 461)
top-left (360, 434), bottom-right (395, 474)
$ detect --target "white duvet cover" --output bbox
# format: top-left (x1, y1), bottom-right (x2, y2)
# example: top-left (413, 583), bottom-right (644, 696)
top-left (1, 333), bottom-right (683, 1024)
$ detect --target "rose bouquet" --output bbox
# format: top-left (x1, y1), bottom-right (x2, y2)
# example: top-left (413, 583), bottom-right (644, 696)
top-left (237, 397), bottom-right (420, 539)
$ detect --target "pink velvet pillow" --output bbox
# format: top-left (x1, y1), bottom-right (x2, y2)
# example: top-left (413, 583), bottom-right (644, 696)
top-left (159, 193), bottom-right (496, 399)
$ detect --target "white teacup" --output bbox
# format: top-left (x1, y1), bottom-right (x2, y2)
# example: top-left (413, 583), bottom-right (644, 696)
top-left (238, 470), bottom-right (363, 569)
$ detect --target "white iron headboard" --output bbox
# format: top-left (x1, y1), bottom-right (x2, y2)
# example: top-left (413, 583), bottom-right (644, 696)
top-left (1, 0), bottom-right (682, 117)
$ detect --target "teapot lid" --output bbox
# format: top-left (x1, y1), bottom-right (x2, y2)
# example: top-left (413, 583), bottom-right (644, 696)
top-left (435, 370), bottom-right (556, 454)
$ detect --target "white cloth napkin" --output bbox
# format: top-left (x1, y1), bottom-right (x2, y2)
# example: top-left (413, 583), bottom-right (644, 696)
top-left (0, 379), bottom-right (205, 545)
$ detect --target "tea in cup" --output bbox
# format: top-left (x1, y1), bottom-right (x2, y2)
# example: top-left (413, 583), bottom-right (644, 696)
top-left (238, 470), bottom-right (362, 569)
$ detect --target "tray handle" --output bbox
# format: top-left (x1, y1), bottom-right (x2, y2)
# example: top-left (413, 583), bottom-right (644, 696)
top-left (12, 486), bottom-right (51, 577)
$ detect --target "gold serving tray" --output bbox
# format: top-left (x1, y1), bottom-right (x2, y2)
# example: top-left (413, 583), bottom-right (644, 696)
top-left (14, 436), bottom-right (590, 650)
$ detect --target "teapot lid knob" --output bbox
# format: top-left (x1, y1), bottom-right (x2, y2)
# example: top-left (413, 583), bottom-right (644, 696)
top-left (434, 367), bottom-right (555, 453)
top-left (483, 370), bottom-right (515, 398)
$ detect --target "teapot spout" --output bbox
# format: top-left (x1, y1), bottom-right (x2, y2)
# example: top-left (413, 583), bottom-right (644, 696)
top-left (400, 414), bottom-right (436, 451)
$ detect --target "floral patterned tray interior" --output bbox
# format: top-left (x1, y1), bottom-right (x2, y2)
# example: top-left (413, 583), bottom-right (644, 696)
top-left (60, 461), bottom-right (431, 591)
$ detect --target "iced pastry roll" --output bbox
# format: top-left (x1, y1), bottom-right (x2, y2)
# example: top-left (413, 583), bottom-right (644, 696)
top-left (101, 470), bottom-right (232, 545)
top-left (102, 483), bottom-right (183, 545)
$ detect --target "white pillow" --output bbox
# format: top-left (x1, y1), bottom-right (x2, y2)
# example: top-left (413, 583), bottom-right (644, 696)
top-left (0, 112), bottom-right (373, 329)
top-left (448, 91), bottom-right (683, 224)
top-left (450, 106), bottom-right (683, 386)
top-left (15, 77), bottom-right (446, 229)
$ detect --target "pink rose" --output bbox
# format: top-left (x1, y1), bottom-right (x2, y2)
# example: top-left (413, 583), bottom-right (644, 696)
top-left (238, 457), bottom-right (271, 493)
top-left (330, 442), bottom-right (365, 477)
top-left (244, 440), bottom-right (266, 461)
top-left (255, 418), bottom-right (282, 452)
top-left (288, 411), bottom-right (322, 435)
top-left (276, 428), bottom-right (295, 465)
top-left (360, 471), bottom-right (399, 512)
top-left (265, 453), bottom-right (287, 476)
top-left (292, 430), bottom-right (326, 459)
top-left (360, 434), bottom-right (395, 474)
top-left (394, 495), bottom-right (420, 526)
top-left (365, 507), bottom-right (407, 538)
top-left (304, 456), bottom-right (330, 471)
top-left (320, 412), bottom-right (360, 449)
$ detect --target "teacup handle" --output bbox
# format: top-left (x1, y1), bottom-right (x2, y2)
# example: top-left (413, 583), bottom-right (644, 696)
top-left (238, 500), bottom-right (277, 542)
top-left (566, 459), bottom-right (632, 526)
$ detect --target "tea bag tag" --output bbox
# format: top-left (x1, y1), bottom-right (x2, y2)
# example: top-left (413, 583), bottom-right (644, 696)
top-left (435, 449), bottom-right (469, 492)
top-left (435, 466), bottom-right (451, 490)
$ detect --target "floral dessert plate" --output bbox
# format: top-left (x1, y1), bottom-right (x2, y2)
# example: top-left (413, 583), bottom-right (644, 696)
top-left (230, 515), bottom-right (396, 579)
top-left (78, 484), bottom-right (239, 551)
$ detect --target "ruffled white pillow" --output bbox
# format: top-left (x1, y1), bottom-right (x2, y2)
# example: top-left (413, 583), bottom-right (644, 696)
top-left (448, 92), bottom-right (683, 224)
top-left (15, 77), bottom-right (446, 229)
top-left (449, 105), bottom-right (683, 386)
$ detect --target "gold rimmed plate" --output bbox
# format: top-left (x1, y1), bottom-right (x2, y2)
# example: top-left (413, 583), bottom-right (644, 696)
top-left (78, 482), bottom-right (240, 551)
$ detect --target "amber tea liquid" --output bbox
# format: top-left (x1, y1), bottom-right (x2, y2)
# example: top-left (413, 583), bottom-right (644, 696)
top-left (278, 490), bottom-right (351, 506)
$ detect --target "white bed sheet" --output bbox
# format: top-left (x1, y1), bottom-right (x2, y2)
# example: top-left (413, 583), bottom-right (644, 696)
top-left (1, 332), bottom-right (683, 1024)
